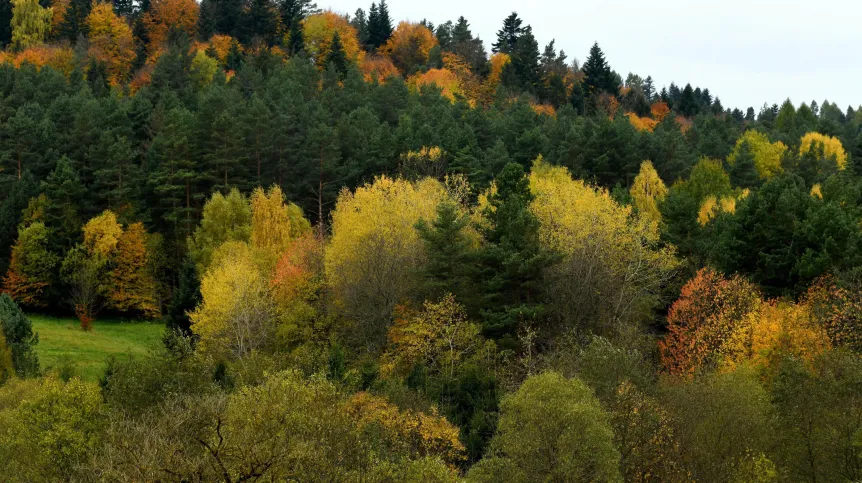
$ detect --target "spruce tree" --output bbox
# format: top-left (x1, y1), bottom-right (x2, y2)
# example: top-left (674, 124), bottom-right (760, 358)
top-left (508, 25), bottom-right (542, 97)
top-left (165, 257), bottom-right (201, 338)
top-left (582, 42), bottom-right (615, 95)
top-left (41, 157), bottom-right (86, 253)
top-left (416, 201), bottom-right (474, 303)
top-left (473, 163), bottom-right (557, 347)
top-left (0, 0), bottom-right (13, 46)
top-left (492, 12), bottom-right (522, 54)
top-left (324, 31), bottom-right (348, 75)
top-left (0, 294), bottom-right (39, 377)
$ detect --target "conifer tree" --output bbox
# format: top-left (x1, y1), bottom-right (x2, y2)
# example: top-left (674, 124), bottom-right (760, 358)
top-left (165, 256), bottom-right (201, 338)
top-left (582, 42), bottom-right (616, 95)
top-left (324, 31), bottom-right (348, 75)
top-left (416, 200), bottom-right (474, 303)
top-left (492, 11), bottom-right (521, 54)
top-left (58, 0), bottom-right (93, 43)
top-left (0, 293), bottom-right (39, 377)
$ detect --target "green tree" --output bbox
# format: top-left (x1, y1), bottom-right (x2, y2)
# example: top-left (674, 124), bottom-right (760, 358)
top-left (467, 372), bottom-right (622, 483)
top-left (58, 0), bottom-right (91, 43)
top-left (0, 293), bottom-right (39, 377)
top-left (491, 11), bottom-right (521, 54)
top-left (582, 41), bottom-right (617, 96)
top-left (416, 200), bottom-right (474, 303)
top-left (473, 163), bottom-right (557, 346)
top-left (324, 31), bottom-right (348, 75)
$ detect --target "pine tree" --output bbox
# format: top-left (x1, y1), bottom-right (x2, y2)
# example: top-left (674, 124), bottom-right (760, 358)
top-left (240, 0), bottom-right (279, 45)
top-left (678, 83), bottom-right (698, 117)
top-left (508, 25), bottom-right (542, 97)
top-left (41, 157), bottom-right (86, 253)
top-left (366, 0), bottom-right (392, 49)
top-left (492, 11), bottom-right (522, 54)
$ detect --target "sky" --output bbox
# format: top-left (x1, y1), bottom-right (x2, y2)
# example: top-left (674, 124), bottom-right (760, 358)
top-left (320, 0), bottom-right (862, 111)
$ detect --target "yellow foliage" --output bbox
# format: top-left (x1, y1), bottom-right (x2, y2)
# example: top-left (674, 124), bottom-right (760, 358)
top-left (143, 0), bottom-right (198, 57)
top-left (799, 132), bottom-right (847, 170)
top-left (532, 103), bottom-right (556, 117)
top-left (0, 45), bottom-right (75, 76)
top-left (87, 3), bottom-right (136, 85)
top-left (487, 52), bottom-right (510, 89)
top-left (626, 112), bottom-right (658, 132)
top-left (82, 210), bottom-right (123, 257)
top-left (630, 160), bottom-right (667, 224)
top-left (325, 176), bottom-right (449, 335)
top-left (190, 241), bottom-right (276, 359)
top-left (249, 186), bottom-right (311, 267)
top-left (722, 301), bottom-right (831, 372)
top-left (698, 195), bottom-right (737, 226)
top-left (303, 11), bottom-right (364, 69)
top-left (346, 391), bottom-right (466, 467)
top-left (409, 68), bottom-right (463, 102)
top-left (811, 184), bottom-right (823, 199)
top-left (441, 52), bottom-right (481, 106)
top-left (728, 130), bottom-right (787, 179)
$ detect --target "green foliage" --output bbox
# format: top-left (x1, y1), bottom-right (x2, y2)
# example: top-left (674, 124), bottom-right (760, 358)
top-left (10, 0), bottom-right (51, 50)
top-left (0, 294), bottom-right (38, 377)
top-left (468, 371), bottom-right (622, 482)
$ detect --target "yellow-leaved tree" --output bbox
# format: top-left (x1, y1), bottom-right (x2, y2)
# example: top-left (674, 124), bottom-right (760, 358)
top-left (188, 188), bottom-right (252, 275)
top-left (302, 11), bottom-right (363, 69)
top-left (529, 158), bottom-right (679, 335)
top-left (629, 160), bottom-right (667, 225)
top-left (10, 0), bottom-right (52, 51)
top-left (799, 132), bottom-right (847, 170)
top-left (86, 3), bottom-right (135, 85)
top-left (190, 241), bottom-right (276, 360)
top-left (326, 176), bottom-right (449, 347)
top-left (727, 130), bottom-right (787, 179)
top-left (249, 185), bottom-right (310, 269)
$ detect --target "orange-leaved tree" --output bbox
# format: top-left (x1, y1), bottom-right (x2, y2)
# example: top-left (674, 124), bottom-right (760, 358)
top-left (143, 0), bottom-right (198, 57)
top-left (107, 222), bottom-right (159, 318)
top-left (659, 268), bottom-right (761, 376)
top-left (380, 21), bottom-right (438, 75)
top-left (2, 222), bottom-right (58, 309)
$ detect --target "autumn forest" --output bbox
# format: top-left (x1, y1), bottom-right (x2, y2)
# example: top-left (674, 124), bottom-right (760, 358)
top-left (0, 0), bottom-right (860, 481)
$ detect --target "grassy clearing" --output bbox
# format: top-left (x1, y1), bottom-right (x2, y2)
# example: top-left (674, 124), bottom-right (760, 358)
top-left (29, 315), bottom-right (164, 381)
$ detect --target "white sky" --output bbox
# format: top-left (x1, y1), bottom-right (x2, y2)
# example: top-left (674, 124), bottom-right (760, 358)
top-left (320, 0), bottom-right (862, 111)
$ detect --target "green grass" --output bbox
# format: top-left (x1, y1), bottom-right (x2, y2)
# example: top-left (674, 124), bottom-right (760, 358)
top-left (29, 315), bottom-right (165, 381)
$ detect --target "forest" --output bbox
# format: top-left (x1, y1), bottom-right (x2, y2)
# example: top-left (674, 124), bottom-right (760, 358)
top-left (0, 0), bottom-right (860, 480)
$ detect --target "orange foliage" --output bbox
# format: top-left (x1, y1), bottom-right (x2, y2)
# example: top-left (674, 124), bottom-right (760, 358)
top-left (270, 233), bottom-right (323, 303)
top-left (129, 64), bottom-right (154, 93)
top-left (410, 68), bottom-right (463, 102)
top-left (359, 54), bottom-right (400, 82)
top-left (50, 0), bottom-right (68, 35)
top-left (659, 268), bottom-right (761, 376)
top-left (107, 222), bottom-right (159, 318)
top-left (379, 21), bottom-right (437, 74)
top-left (346, 391), bottom-right (466, 467)
top-left (650, 102), bottom-right (670, 122)
top-left (596, 92), bottom-right (620, 118)
top-left (87, 2), bottom-right (136, 85)
top-left (487, 52), bottom-right (510, 89)
top-left (805, 276), bottom-right (862, 352)
top-left (626, 112), bottom-right (658, 132)
top-left (532, 103), bottom-right (556, 117)
top-left (0, 46), bottom-right (75, 76)
top-left (442, 52), bottom-right (481, 105)
top-left (675, 115), bottom-right (693, 133)
top-left (208, 34), bottom-right (239, 63)
top-left (143, 0), bottom-right (198, 56)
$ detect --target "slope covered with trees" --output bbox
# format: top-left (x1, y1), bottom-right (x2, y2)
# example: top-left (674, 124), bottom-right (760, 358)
top-left (0, 2), bottom-right (861, 481)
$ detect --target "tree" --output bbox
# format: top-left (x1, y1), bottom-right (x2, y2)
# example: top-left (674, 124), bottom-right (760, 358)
top-left (188, 188), bottom-right (251, 273)
top-left (324, 31), bottom-right (348, 75)
top-left (325, 176), bottom-right (448, 349)
top-left (630, 160), bottom-right (668, 224)
top-left (60, 246), bottom-right (107, 329)
top-left (727, 130), bottom-right (787, 180)
top-left (659, 268), bottom-right (761, 376)
top-left (0, 294), bottom-right (39, 377)
top-left (798, 131), bottom-right (847, 171)
top-left (249, 185), bottom-right (310, 266)
top-left (87, 3), bottom-right (136, 85)
top-left (504, 25), bottom-right (542, 97)
top-left (366, 0), bottom-right (392, 49)
top-left (189, 241), bottom-right (276, 359)
top-left (2, 222), bottom-right (58, 309)
top-left (108, 223), bottom-right (159, 318)
top-left (491, 12), bottom-right (521, 54)
top-left (529, 159), bottom-right (677, 336)
top-left (165, 256), bottom-right (201, 338)
top-left (473, 162), bottom-right (557, 345)
top-left (380, 21), bottom-right (437, 75)
top-left (303, 11), bottom-right (363, 69)
top-left (416, 201), bottom-right (474, 302)
top-left (468, 372), bottom-right (622, 482)
top-left (143, 0), bottom-right (198, 55)
top-left (10, 0), bottom-right (52, 50)
top-left (582, 42), bottom-right (616, 96)
top-left (57, 0), bottom-right (90, 42)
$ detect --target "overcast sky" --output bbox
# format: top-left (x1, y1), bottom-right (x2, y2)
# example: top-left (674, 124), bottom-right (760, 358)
top-left (320, 0), bottom-right (861, 112)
